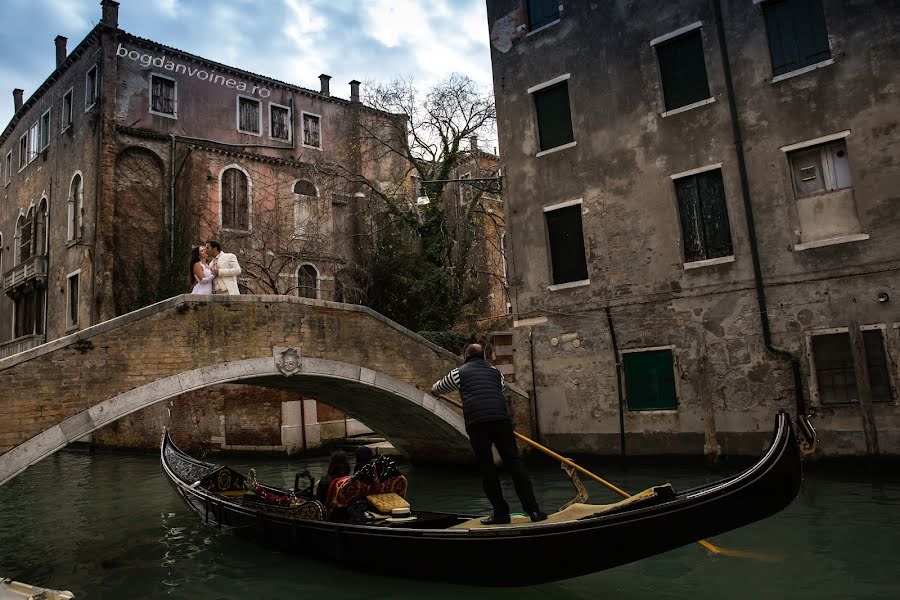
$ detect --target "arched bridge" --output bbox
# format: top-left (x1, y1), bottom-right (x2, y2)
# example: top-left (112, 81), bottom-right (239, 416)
top-left (0, 295), bottom-right (531, 486)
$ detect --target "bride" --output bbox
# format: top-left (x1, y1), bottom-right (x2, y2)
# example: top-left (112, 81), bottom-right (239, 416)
top-left (190, 245), bottom-right (214, 295)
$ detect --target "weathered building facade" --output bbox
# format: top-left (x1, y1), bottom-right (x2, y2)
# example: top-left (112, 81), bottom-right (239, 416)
top-left (487, 0), bottom-right (900, 458)
top-left (0, 1), bottom-right (406, 452)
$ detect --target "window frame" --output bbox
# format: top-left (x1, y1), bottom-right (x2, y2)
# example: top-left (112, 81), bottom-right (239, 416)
top-left (621, 346), bottom-right (680, 412)
top-left (39, 108), bottom-right (51, 151)
top-left (651, 23), bottom-right (713, 114)
top-left (68, 171), bottom-right (84, 242)
top-left (758, 0), bottom-right (832, 80)
top-left (301, 110), bottom-right (323, 149)
top-left (29, 121), bottom-right (39, 163)
top-left (670, 163), bottom-right (735, 266)
top-left (543, 198), bottom-right (590, 289)
top-left (235, 95), bottom-right (263, 136)
top-left (782, 132), bottom-right (853, 199)
top-left (528, 74), bottom-right (576, 156)
top-left (269, 101), bottom-right (292, 142)
top-left (218, 163), bottom-right (253, 232)
top-left (61, 87), bottom-right (74, 132)
top-left (84, 65), bottom-right (99, 112)
top-left (297, 263), bottom-right (319, 299)
top-left (525, 0), bottom-right (561, 34)
top-left (18, 133), bottom-right (28, 171)
top-left (149, 73), bottom-right (178, 119)
top-left (4, 151), bottom-right (10, 186)
top-left (66, 270), bottom-right (81, 330)
top-left (807, 325), bottom-right (895, 406)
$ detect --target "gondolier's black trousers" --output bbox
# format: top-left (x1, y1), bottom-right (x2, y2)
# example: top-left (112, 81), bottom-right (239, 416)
top-left (467, 419), bottom-right (540, 517)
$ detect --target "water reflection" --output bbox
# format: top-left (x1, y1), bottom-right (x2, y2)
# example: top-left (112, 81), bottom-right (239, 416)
top-left (1, 450), bottom-right (898, 599)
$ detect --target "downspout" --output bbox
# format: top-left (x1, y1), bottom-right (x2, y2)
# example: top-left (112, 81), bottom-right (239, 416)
top-left (605, 306), bottom-right (626, 462)
top-left (169, 134), bottom-right (176, 259)
top-left (712, 0), bottom-right (808, 423)
top-left (528, 328), bottom-right (541, 444)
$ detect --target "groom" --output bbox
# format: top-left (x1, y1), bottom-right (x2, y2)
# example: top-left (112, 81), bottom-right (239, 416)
top-left (205, 240), bottom-right (242, 295)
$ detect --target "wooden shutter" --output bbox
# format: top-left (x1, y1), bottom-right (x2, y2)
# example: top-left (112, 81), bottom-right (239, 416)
top-left (545, 204), bottom-right (588, 284)
top-left (527, 0), bottom-right (558, 30)
top-left (764, 0), bottom-right (830, 76)
top-left (534, 83), bottom-right (574, 151)
top-left (624, 350), bottom-right (677, 411)
top-left (657, 30), bottom-right (710, 111)
top-left (863, 330), bottom-right (892, 402)
top-left (676, 176), bottom-right (704, 263)
top-left (676, 170), bottom-right (732, 262)
top-left (234, 170), bottom-right (249, 229)
top-left (812, 333), bottom-right (856, 404)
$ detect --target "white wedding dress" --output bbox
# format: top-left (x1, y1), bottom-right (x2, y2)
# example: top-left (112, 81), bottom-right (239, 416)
top-left (191, 263), bottom-right (215, 295)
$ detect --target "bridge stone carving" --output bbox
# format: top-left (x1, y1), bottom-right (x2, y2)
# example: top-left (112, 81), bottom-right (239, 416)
top-left (0, 295), bottom-right (532, 486)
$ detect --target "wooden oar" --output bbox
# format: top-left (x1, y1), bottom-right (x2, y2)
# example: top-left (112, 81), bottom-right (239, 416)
top-left (513, 431), bottom-right (775, 561)
top-left (430, 391), bottom-right (771, 560)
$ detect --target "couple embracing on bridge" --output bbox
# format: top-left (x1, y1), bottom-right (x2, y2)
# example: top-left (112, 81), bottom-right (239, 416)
top-left (190, 240), bottom-right (241, 295)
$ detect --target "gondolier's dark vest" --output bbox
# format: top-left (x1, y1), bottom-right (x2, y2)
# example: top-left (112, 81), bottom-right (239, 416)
top-left (458, 357), bottom-right (509, 429)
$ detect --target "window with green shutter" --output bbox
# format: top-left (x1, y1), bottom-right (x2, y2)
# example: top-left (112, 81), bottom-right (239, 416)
top-left (526, 0), bottom-right (558, 31)
top-left (762, 0), bottom-right (830, 77)
top-left (534, 82), bottom-right (574, 151)
top-left (623, 349), bottom-right (678, 411)
top-left (656, 30), bottom-right (710, 111)
top-left (674, 169), bottom-right (733, 263)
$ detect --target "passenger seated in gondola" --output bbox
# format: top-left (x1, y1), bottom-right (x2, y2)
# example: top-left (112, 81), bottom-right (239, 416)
top-left (315, 450), bottom-right (351, 505)
top-left (353, 445), bottom-right (375, 474)
top-left (326, 455), bottom-right (408, 522)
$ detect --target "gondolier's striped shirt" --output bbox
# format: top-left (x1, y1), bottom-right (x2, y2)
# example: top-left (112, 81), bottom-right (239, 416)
top-left (432, 366), bottom-right (506, 395)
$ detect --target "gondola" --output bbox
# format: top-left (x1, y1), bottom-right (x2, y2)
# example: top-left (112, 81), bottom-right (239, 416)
top-left (161, 412), bottom-right (803, 587)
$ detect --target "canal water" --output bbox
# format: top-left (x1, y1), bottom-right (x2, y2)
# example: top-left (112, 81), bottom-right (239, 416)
top-left (1, 448), bottom-right (898, 599)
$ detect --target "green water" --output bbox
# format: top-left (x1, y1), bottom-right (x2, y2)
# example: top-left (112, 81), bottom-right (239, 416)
top-left (1, 449), bottom-right (898, 599)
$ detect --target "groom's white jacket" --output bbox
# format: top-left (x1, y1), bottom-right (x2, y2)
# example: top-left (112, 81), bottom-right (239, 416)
top-left (212, 252), bottom-right (242, 294)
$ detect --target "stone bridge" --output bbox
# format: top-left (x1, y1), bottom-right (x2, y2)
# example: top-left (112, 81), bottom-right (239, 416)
top-left (0, 295), bottom-right (531, 486)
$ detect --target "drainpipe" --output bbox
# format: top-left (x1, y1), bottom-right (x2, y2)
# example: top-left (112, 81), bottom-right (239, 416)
top-left (169, 134), bottom-right (176, 259)
top-left (527, 328), bottom-right (541, 444)
top-left (712, 0), bottom-right (807, 422)
top-left (605, 307), bottom-right (626, 462)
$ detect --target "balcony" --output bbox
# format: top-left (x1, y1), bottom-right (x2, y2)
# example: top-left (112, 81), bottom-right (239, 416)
top-left (3, 255), bottom-right (48, 296)
top-left (0, 334), bottom-right (45, 360)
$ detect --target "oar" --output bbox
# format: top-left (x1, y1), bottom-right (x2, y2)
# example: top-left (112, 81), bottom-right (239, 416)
top-left (431, 391), bottom-right (770, 560)
top-left (513, 431), bottom-right (775, 561)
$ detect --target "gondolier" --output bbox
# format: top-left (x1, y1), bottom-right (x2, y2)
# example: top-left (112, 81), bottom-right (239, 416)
top-left (432, 343), bottom-right (547, 525)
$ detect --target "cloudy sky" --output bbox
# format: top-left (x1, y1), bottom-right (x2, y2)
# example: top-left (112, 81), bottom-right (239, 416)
top-left (0, 0), bottom-right (495, 127)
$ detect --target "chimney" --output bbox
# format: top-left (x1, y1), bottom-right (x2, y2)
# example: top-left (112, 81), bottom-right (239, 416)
top-left (101, 0), bottom-right (119, 28)
top-left (469, 135), bottom-right (478, 153)
top-left (318, 74), bottom-right (331, 97)
top-left (55, 36), bottom-right (68, 69)
top-left (13, 89), bottom-right (24, 113)
top-left (349, 80), bottom-right (360, 103)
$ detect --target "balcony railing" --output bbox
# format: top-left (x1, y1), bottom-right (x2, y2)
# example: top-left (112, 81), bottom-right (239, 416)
top-left (2, 255), bottom-right (48, 295)
top-left (0, 334), bottom-right (45, 360)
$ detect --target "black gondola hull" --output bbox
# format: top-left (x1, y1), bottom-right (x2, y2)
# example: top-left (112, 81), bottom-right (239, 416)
top-left (161, 412), bottom-right (802, 586)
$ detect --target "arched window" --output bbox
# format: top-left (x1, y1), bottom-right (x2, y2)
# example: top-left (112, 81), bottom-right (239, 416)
top-left (17, 209), bottom-right (33, 263)
top-left (36, 198), bottom-right (48, 255)
top-left (68, 173), bottom-right (83, 241)
top-left (297, 264), bottom-right (318, 299)
top-left (221, 167), bottom-right (250, 230)
top-left (293, 180), bottom-right (317, 196)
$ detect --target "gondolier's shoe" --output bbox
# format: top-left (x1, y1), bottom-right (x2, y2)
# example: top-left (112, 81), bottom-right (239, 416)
top-left (529, 511), bottom-right (548, 522)
top-left (480, 513), bottom-right (511, 525)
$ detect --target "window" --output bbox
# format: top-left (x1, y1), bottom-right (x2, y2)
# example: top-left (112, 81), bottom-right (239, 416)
top-left (458, 172), bottom-right (471, 203)
top-left (61, 88), bottom-right (73, 131)
top-left (293, 180), bottom-right (317, 196)
top-left (623, 349), bottom-right (678, 411)
top-left (237, 96), bottom-right (261, 135)
top-left (29, 122), bottom-right (39, 163)
top-left (526, 0), bottom-right (558, 31)
top-left (788, 139), bottom-right (851, 198)
top-left (14, 291), bottom-right (40, 339)
top-left (85, 65), bottom-right (98, 110)
top-left (17, 210), bottom-right (33, 263)
top-left (297, 264), bottom-right (318, 299)
top-left (150, 74), bottom-right (176, 117)
top-left (67, 271), bottom-right (80, 329)
top-left (221, 167), bottom-right (250, 230)
top-left (4, 151), bottom-right (10, 185)
top-left (302, 112), bottom-right (321, 148)
top-left (293, 180), bottom-right (318, 238)
top-left (655, 27), bottom-right (710, 111)
top-left (812, 330), bottom-right (892, 404)
top-left (763, 0), bottom-right (830, 77)
top-left (674, 167), bottom-right (733, 263)
top-left (544, 201), bottom-right (588, 285)
top-left (270, 103), bottom-right (291, 141)
top-left (18, 133), bottom-right (27, 170)
top-left (36, 199), bottom-right (48, 256)
top-left (39, 109), bottom-right (50, 151)
top-left (68, 173), bottom-right (83, 240)
top-left (532, 80), bottom-right (574, 152)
